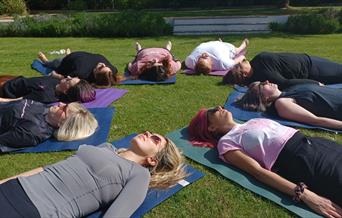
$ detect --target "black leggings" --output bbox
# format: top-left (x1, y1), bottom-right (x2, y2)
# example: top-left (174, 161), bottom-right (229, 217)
top-left (0, 179), bottom-right (40, 218)
top-left (309, 56), bottom-right (342, 84)
top-left (273, 132), bottom-right (342, 206)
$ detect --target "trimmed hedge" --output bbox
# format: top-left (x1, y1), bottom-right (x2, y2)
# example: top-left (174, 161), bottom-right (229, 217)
top-left (270, 8), bottom-right (342, 34)
top-left (0, 11), bottom-right (172, 37)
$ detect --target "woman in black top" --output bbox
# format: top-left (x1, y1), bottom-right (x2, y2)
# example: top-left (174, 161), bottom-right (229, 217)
top-left (38, 51), bottom-right (121, 87)
top-left (0, 75), bottom-right (95, 103)
top-left (223, 52), bottom-right (342, 90)
top-left (235, 81), bottom-right (342, 130)
top-left (0, 99), bottom-right (98, 151)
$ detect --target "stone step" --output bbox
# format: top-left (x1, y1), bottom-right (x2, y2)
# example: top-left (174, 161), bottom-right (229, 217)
top-left (167, 15), bottom-right (289, 35)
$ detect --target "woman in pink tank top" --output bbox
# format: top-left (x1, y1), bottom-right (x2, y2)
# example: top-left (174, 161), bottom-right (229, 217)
top-left (127, 41), bottom-right (181, 81)
top-left (188, 106), bottom-right (342, 217)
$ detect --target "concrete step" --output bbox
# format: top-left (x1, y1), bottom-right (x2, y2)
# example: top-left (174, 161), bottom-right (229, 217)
top-left (167, 15), bottom-right (289, 35)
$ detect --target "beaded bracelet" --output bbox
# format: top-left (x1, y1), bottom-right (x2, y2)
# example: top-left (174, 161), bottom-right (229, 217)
top-left (293, 182), bottom-right (307, 202)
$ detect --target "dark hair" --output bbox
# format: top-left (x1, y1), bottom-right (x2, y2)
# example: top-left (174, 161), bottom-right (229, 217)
top-left (94, 70), bottom-right (122, 88)
top-left (138, 58), bottom-right (172, 82)
top-left (234, 81), bottom-right (268, 112)
top-left (222, 65), bottom-right (248, 85)
top-left (65, 79), bottom-right (96, 103)
top-left (194, 58), bottom-right (211, 75)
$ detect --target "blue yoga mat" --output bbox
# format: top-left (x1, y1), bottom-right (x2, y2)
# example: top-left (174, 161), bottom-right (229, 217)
top-left (86, 133), bottom-right (205, 218)
top-left (167, 128), bottom-right (322, 218)
top-left (225, 86), bottom-right (342, 133)
top-left (14, 107), bottom-right (115, 153)
top-left (31, 59), bottom-right (53, 75)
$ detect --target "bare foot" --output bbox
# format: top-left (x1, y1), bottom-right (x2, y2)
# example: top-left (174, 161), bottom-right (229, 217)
top-left (166, 41), bottom-right (172, 51)
top-left (243, 38), bottom-right (249, 47)
top-left (135, 42), bottom-right (142, 52)
top-left (218, 38), bottom-right (223, 42)
top-left (66, 48), bottom-right (71, 55)
top-left (38, 51), bottom-right (49, 63)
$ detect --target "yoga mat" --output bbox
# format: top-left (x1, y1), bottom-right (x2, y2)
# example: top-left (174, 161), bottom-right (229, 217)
top-left (13, 107), bottom-right (115, 153)
top-left (167, 128), bottom-right (322, 218)
top-left (234, 84), bottom-right (342, 93)
top-left (31, 59), bottom-right (53, 75)
top-left (183, 68), bottom-right (228, 76)
top-left (86, 133), bottom-right (205, 218)
top-left (226, 87), bottom-right (342, 133)
top-left (83, 88), bottom-right (127, 108)
top-left (120, 71), bottom-right (176, 85)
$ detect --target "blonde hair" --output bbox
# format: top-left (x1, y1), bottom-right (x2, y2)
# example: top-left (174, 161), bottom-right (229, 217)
top-left (195, 58), bottom-right (212, 75)
top-left (118, 136), bottom-right (187, 189)
top-left (148, 137), bottom-right (187, 189)
top-left (54, 103), bottom-right (98, 141)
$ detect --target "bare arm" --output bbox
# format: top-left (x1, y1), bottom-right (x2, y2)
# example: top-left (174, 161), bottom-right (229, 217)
top-left (224, 150), bottom-right (342, 217)
top-left (49, 71), bottom-right (65, 80)
top-left (275, 98), bottom-right (342, 130)
top-left (0, 97), bottom-right (23, 103)
top-left (0, 167), bottom-right (43, 184)
top-left (233, 55), bottom-right (246, 65)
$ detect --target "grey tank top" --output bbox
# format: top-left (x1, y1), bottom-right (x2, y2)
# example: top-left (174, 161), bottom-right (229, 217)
top-left (18, 143), bottom-right (150, 218)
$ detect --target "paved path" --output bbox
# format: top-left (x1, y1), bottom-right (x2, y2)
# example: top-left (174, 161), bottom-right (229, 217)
top-left (165, 15), bottom-right (289, 35)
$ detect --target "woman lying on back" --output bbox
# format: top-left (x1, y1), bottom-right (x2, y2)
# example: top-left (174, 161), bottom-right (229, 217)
top-left (189, 106), bottom-right (342, 217)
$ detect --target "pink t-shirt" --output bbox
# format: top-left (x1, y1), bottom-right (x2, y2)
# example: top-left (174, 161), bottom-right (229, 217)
top-left (217, 118), bottom-right (298, 170)
top-left (128, 48), bottom-right (180, 76)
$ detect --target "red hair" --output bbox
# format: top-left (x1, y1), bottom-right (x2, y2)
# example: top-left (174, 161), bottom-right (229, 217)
top-left (188, 109), bottom-right (218, 148)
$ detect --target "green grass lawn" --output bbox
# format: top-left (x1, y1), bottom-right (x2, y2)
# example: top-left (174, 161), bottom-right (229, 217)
top-left (0, 33), bottom-right (341, 217)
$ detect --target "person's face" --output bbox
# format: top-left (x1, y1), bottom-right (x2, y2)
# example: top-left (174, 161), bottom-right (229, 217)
top-left (233, 59), bottom-right (251, 78)
top-left (258, 80), bottom-right (279, 102)
top-left (207, 106), bottom-right (234, 134)
top-left (94, 62), bottom-right (112, 75)
top-left (47, 102), bottom-right (69, 127)
top-left (130, 131), bottom-right (166, 159)
top-left (56, 76), bottom-right (80, 94)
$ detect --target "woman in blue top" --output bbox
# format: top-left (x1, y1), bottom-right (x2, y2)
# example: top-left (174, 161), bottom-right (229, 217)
top-left (0, 132), bottom-right (186, 218)
top-left (236, 81), bottom-right (342, 130)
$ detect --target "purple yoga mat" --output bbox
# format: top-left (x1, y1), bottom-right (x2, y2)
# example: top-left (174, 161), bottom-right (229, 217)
top-left (183, 69), bottom-right (228, 76)
top-left (82, 88), bottom-right (128, 108)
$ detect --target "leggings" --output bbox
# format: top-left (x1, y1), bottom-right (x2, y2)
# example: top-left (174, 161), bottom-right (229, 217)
top-left (273, 132), bottom-right (342, 206)
top-left (309, 56), bottom-right (342, 84)
top-left (43, 57), bottom-right (63, 70)
top-left (0, 179), bottom-right (40, 218)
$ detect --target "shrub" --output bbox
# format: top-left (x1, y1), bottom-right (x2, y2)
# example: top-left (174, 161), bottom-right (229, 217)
top-left (68, 0), bottom-right (88, 10)
top-left (0, 11), bottom-right (172, 37)
top-left (270, 8), bottom-right (341, 34)
top-left (0, 0), bottom-right (27, 15)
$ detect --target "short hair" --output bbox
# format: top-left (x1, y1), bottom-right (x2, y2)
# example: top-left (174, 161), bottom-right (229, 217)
top-left (65, 80), bottom-right (96, 103)
top-left (195, 58), bottom-right (211, 75)
top-left (222, 65), bottom-right (247, 85)
top-left (55, 103), bottom-right (98, 141)
top-left (235, 81), bottom-right (269, 112)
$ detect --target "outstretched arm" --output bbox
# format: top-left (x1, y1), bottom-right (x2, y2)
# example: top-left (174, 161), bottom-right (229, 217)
top-left (275, 98), bottom-right (342, 130)
top-left (233, 55), bottom-right (246, 65)
top-left (224, 150), bottom-right (342, 217)
top-left (0, 167), bottom-right (43, 184)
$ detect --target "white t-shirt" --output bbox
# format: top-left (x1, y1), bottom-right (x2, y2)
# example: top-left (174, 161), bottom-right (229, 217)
top-left (185, 41), bottom-right (237, 71)
top-left (217, 118), bottom-right (298, 170)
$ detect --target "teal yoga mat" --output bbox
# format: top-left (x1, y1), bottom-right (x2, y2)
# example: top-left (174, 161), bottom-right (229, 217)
top-left (166, 127), bottom-right (322, 218)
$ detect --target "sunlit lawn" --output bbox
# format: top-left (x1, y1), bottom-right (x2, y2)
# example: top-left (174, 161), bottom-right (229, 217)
top-left (0, 33), bottom-right (341, 217)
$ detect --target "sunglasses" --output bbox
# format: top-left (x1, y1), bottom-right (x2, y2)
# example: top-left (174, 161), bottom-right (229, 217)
top-left (146, 131), bottom-right (162, 145)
